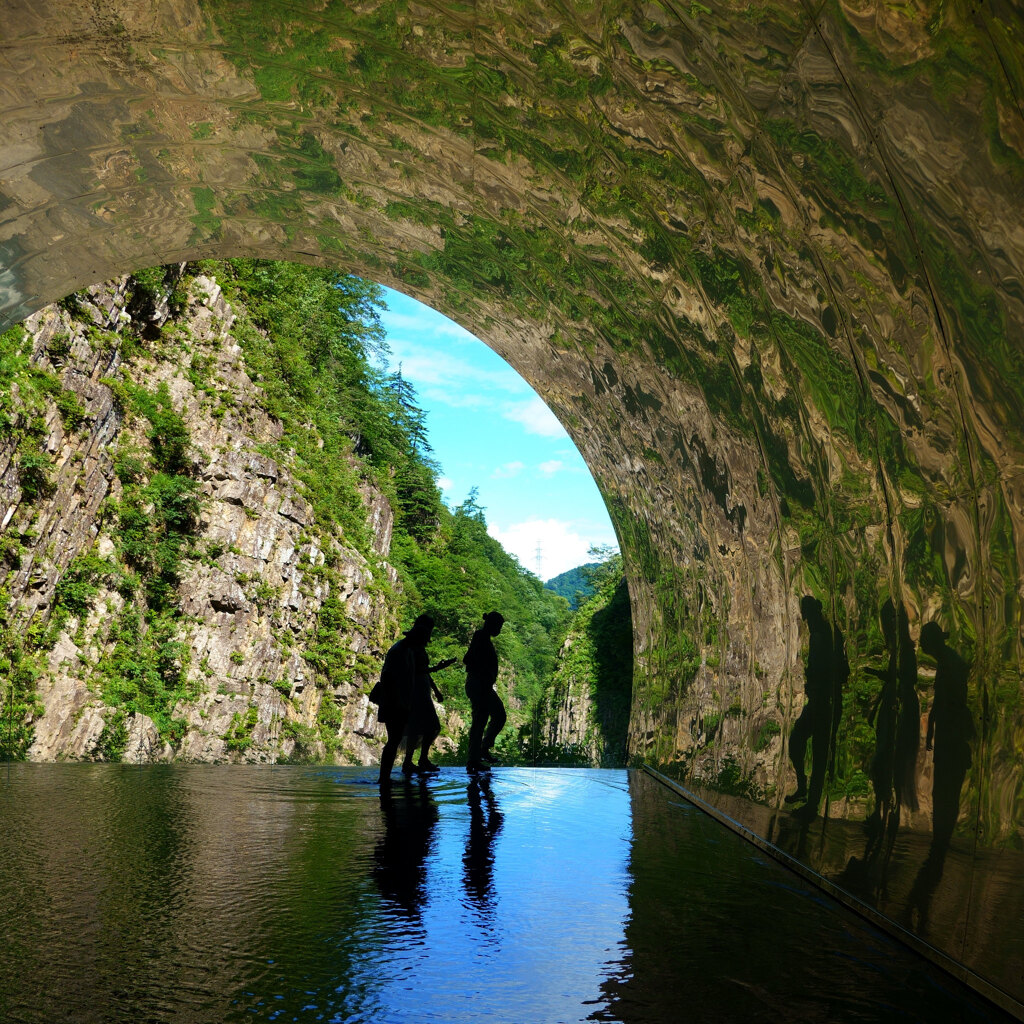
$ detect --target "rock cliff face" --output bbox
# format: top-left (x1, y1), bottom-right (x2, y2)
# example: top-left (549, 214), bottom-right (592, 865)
top-left (2, 273), bottom-right (398, 764)
top-left (540, 574), bottom-right (633, 767)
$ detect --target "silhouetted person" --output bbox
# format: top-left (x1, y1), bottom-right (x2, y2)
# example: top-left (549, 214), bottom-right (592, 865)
top-left (464, 611), bottom-right (506, 772)
top-left (402, 628), bottom-right (456, 776)
top-left (463, 772), bottom-right (503, 922)
top-left (373, 615), bottom-right (433, 788)
top-left (893, 603), bottom-right (920, 814)
top-left (829, 622), bottom-right (850, 781)
top-left (373, 777), bottom-right (439, 921)
top-left (865, 599), bottom-right (920, 835)
top-left (907, 621), bottom-right (974, 932)
top-left (920, 621), bottom-right (973, 846)
top-left (785, 596), bottom-right (834, 817)
top-left (865, 600), bottom-right (898, 835)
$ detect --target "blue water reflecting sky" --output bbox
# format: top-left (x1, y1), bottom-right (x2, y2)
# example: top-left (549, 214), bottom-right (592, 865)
top-left (348, 770), bottom-right (632, 1022)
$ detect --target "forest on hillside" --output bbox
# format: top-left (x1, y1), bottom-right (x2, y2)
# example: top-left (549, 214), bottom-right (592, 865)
top-left (0, 259), bottom-right (632, 764)
top-left (215, 259), bottom-right (578, 727)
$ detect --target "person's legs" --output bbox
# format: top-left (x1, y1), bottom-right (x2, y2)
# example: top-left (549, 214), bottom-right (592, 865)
top-left (805, 704), bottom-right (832, 810)
top-left (419, 726), bottom-right (441, 770)
top-left (379, 730), bottom-right (401, 784)
top-left (481, 690), bottom-right (507, 759)
top-left (467, 692), bottom-right (488, 769)
top-left (402, 732), bottom-right (421, 773)
top-left (785, 709), bottom-right (811, 802)
top-left (379, 711), bottom-right (409, 785)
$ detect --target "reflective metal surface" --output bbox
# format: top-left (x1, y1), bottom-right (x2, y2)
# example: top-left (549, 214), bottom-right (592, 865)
top-left (1, 0), bottom-right (1023, 1011)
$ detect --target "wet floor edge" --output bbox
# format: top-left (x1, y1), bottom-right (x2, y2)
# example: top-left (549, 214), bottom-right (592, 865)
top-left (641, 765), bottom-right (1024, 1023)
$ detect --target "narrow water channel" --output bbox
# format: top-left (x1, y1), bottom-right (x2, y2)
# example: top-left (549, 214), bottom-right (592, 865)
top-left (0, 765), bottom-right (1010, 1022)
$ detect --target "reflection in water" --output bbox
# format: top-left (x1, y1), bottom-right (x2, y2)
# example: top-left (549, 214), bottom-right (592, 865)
top-left (838, 601), bottom-right (923, 905)
top-left (0, 766), bottom-right (1012, 1023)
top-left (907, 622), bottom-right (975, 932)
top-left (463, 772), bottom-right (503, 923)
top-left (373, 776), bottom-right (439, 923)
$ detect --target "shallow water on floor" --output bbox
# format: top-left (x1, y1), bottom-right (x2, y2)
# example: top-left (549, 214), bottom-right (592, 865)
top-left (0, 765), bottom-right (1010, 1022)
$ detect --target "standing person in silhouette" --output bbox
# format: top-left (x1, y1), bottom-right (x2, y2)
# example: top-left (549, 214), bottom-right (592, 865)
top-left (464, 611), bottom-right (506, 772)
top-left (785, 595), bottom-right (834, 818)
top-left (893, 601), bottom-right (920, 816)
top-left (827, 620), bottom-right (851, 793)
top-left (866, 598), bottom-right (920, 834)
top-left (402, 618), bottom-right (456, 776)
top-left (920, 621), bottom-right (973, 846)
top-left (865, 599), bottom-right (899, 837)
top-left (372, 615), bottom-right (433, 788)
top-left (907, 621), bottom-right (974, 931)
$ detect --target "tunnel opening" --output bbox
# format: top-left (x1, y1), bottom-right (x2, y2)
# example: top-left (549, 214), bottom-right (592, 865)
top-left (0, 257), bottom-right (635, 771)
top-left (2, 0), bottom-right (1024, 1010)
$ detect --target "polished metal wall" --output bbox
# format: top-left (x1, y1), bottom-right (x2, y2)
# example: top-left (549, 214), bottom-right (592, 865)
top-left (1, 0), bottom-right (1022, 1012)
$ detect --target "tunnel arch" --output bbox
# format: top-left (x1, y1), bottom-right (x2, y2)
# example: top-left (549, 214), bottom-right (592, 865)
top-left (3, 0), bottom-right (1024, 1007)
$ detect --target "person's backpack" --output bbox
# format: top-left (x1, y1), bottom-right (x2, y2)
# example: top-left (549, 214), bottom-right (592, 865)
top-left (368, 643), bottom-right (404, 706)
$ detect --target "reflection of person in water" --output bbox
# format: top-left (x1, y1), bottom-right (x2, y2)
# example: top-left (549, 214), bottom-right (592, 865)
top-left (785, 596), bottom-right (836, 817)
top-left (464, 611), bottom-right (507, 772)
top-left (463, 772), bottom-right (504, 922)
top-left (865, 599), bottom-right (920, 834)
top-left (373, 778), bottom-right (439, 922)
top-left (893, 604), bottom-right (920, 814)
top-left (907, 622), bottom-right (974, 931)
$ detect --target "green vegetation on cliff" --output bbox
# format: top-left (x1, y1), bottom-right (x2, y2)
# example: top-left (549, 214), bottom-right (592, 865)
top-left (0, 260), bottom-right (577, 759)
top-left (215, 260), bottom-right (573, 726)
top-left (524, 552), bottom-right (633, 766)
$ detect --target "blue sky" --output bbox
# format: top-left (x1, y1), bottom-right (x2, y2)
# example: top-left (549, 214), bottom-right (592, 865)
top-left (378, 286), bottom-right (618, 580)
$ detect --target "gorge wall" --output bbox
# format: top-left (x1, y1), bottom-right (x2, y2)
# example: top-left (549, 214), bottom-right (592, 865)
top-left (2, 271), bottom-right (397, 764)
top-left (2, 0), bottom-right (1024, 1012)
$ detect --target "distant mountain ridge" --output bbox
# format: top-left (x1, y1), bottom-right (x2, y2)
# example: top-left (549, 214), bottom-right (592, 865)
top-left (544, 564), bottom-right (598, 610)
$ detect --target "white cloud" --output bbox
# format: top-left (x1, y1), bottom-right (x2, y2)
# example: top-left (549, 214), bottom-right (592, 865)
top-left (436, 475), bottom-right (453, 492)
top-left (488, 518), bottom-right (618, 581)
top-left (538, 459), bottom-right (563, 477)
top-left (492, 461), bottom-right (525, 479)
top-left (502, 397), bottom-right (567, 438)
top-left (380, 307), bottom-right (476, 343)
top-left (385, 340), bottom-right (527, 408)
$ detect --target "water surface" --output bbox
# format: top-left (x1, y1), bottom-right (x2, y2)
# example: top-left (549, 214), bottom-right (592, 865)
top-left (0, 765), bottom-right (1010, 1022)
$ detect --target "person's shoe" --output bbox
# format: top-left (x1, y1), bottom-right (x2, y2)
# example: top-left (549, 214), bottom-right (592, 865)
top-left (481, 750), bottom-right (499, 765)
top-left (418, 759), bottom-right (441, 774)
top-left (466, 761), bottom-right (484, 773)
top-left (401, 761), bottom-right (418, 776)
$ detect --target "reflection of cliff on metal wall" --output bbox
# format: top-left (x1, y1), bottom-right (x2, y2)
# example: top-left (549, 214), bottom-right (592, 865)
top-left (1, 0), bottom-right (1023, 1012)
